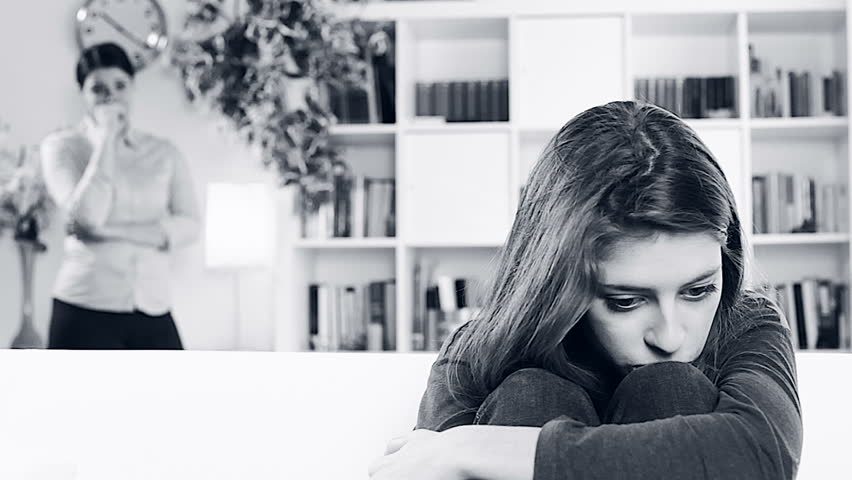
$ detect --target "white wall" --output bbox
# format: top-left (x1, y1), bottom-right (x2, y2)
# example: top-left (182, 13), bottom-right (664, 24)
top-left (0, 0), bottom-right (286, 350)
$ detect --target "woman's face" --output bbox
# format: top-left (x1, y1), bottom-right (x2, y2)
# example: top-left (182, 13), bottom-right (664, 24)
top-left (80, 67), bottom-right (133, 115)
top-left (585, 232), bottom-right (723, 376)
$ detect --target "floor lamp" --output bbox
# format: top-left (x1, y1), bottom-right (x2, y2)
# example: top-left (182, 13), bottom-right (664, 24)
top-left (205, 182), bottom-right (277, 350)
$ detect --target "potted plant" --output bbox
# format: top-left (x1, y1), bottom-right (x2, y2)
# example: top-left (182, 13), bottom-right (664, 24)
top-left (170, 0), bottom-right (383, 216)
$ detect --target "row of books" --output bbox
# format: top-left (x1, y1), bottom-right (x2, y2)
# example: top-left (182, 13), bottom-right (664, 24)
top-left (751, 173), bottom-right (848, 234)
top-left (412, 265), bottom-right (480, 351)
top-left (326, 23), bottom-right (396, 124)
top-left (634, 76), bottom-right (737, 119)
top-left (765, 280), bottom-right (849, 350)
top-left (750, 44), bottom-right (847, 118)
top-left (308, 280), bottom-right (397, 351)
top-left (415, 79), bottom-right (510, 123)
top-left (301, 176), bottom-right (396, 239)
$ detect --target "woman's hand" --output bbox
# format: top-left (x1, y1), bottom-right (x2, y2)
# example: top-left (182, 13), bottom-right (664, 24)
top-left (369, 426), bottom-right (539, 480)
top-left (89, 104), bottom-right (127, 145)
top-left (368, 429), bottom-right (466, 480)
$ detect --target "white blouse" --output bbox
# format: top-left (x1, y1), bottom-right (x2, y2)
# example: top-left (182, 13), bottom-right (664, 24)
top-left (40, 118), bottom-right (200, 315)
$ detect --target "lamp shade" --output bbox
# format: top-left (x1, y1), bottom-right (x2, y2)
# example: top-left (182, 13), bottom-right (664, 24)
top-left (205, 182), bottom-right (277, 268)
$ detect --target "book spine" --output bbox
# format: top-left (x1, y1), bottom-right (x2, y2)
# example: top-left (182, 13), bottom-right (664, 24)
top-left (367, 281), bottom-right (386, 351)
top-left (466, 81), bottom-right (479, 122)
top-left (412, 263), bottom-right (425, 351)
top-left (752, 176), bottom-right (766, 234)
top-left (437, 275), bottom-right (458, 312)
top-left (309, 284), bottom-right (320, 350)
top-left (317, 284), bottom-right (331, 351)
top-left (498, 79), bottom-right (510, 121)
top-left (793, 282), bottom-right (808, 349)
top-left (384, 280), bottom-right (397, 350)
top-left (817, 280), bottom-right (839, 349)
top-left (352, 175), bottom-right (365, 238)
top-left (780, 283), bottom-right (800, 350)
top-left (801, 278), bottom-right (820, 349)
top-left (425, 286), bottom-right (442, 351)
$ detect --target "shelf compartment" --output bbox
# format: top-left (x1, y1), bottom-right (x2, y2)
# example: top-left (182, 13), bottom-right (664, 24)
top-left (294, 238), bottom-right (398, 249)
top-left (747, 10), bottom-right (847, 119)
top-left (750, 117), bottom-right (848, 140)
top-left (631, 13), bottom-right (740, 119)
top-left (752, 233), bottom-right (850, 245)
top-left (402, 17), bottom-right (509, 124)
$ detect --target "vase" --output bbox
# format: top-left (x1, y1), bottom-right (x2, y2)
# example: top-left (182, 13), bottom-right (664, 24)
top-left (11, 240), bottom-right (43, 349)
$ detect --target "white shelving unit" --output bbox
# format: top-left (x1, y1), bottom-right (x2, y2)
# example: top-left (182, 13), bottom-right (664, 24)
top-left (276, 0), bottom-right (852, 353)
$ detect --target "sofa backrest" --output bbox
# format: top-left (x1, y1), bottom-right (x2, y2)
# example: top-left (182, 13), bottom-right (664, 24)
top-left (0, 351), bottom-right (846, 479)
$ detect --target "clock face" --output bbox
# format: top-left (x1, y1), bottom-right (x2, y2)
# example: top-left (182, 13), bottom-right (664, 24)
top-left (75, 0), bottom-right (169, 71)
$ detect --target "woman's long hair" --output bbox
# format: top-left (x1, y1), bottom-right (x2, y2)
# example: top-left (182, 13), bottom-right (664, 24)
top-left (447, 101), bottom-right (778, 404)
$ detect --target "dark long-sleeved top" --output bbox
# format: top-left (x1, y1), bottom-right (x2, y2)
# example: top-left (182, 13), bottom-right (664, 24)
top-left (416, 302), bottom-right (802, 479)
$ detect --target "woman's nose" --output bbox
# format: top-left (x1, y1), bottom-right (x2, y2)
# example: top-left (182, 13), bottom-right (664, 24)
top-left (645, 306), bottom-right (686, 355)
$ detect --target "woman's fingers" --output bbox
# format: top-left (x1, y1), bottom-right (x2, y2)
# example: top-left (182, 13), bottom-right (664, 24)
top-left (384, 429), bottom-right (437, 455)
top-left (384, 435), bottom-right (408, 455)
top-left (367, 451), bottom-right (394, 477)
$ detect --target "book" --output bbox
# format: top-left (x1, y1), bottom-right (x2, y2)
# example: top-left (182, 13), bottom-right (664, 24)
top-left (412, 263), bottom-right (425, 351)
top-left (437, 275), bottom-right (457, 312)
top-left (816, 280), bottom-right (839, 349)
top-left (466, 81), bottom-right (479, 122)
top-left (497, 79), bottom-right (510, 121)
top-left (425, 286), bottom-right (442, 351)
top-left (792, 282), bottom-right (808, 349)
top-left (308, 284), bottom-right (320, 350)
top-left (801, 279), bottom-right (820, 349)
top-left (752, 176), bottom-right (766, 234)
top-left (384, 280), bottom-right (397, 350)
top-left (352, 175), bottom-right (366, 238)
top-left (776, 283), bottom-right (800, 350)
top-left (368, 281), bottom-right (386, 351)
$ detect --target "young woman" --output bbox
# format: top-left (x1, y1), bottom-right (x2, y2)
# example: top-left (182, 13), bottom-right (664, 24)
top-left (40, 43), bottom-right (200, 349)
top-left (369, 101), bottom-right (801, 479)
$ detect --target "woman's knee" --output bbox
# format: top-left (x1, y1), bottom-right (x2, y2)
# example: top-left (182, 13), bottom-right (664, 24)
top-left (476, 368), bottom-right (600, 427)
top-left (605, 361), bottom-right (718, 424)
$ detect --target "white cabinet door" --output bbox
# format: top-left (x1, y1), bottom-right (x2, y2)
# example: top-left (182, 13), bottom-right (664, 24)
top-left (403, 132), bottom-right (511, 244)
top-left (515, 16), bottom-right (625, 129)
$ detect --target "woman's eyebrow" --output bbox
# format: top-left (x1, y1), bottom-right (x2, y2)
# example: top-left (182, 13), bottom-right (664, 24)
top-left (601, 266), bottom-right (721, 293)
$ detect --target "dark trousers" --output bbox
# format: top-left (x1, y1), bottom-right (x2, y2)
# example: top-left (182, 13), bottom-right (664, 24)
top-left (475, 362), bottom-right (717, 427)
top-left (48, 299), bottom-right (184, 350)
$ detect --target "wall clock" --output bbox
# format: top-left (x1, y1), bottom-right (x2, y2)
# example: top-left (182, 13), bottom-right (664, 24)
top-left (75, 0), bottom-right (169, 71)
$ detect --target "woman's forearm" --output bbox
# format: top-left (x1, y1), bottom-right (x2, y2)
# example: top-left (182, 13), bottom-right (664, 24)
top-left (74, 221), bottom-right (167, 249)
top-left (100, 222), bottom-right (167, 249)
top-left (66, 136), bottom-right (118, 227)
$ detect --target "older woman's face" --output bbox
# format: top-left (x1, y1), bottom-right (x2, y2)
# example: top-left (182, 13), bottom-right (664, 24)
top-left (585, 232), bottom-right (723, 376)
top-left (80, 67), bottom-right (133, 115)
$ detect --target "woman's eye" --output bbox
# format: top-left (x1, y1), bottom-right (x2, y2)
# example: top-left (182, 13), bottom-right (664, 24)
top-left (683, 284), bottom-right (718, 300)
top-left (91, 84), bottom-right (107, 95)
top-left (115, 82), bottom-right (126, 90)
top-left (605, 297), bottom-right (643, 313)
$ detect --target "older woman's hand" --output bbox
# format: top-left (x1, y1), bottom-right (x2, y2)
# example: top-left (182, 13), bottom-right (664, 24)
top-left (89, 104), bottom-right (126, 145)
top-left (66, 220), bottom-right (104, 243)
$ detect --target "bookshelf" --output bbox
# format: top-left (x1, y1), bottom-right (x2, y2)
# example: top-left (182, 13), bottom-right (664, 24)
top-left (276, 0), bottom-right (852, 354)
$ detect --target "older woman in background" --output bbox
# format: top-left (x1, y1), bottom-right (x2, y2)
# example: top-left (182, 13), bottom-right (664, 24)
top-left (40, 42), bottom-right (200, 349)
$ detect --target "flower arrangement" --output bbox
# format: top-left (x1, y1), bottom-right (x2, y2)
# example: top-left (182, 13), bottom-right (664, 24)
top-left (0, 121), bottom-right (52, 251)
top-left (170, 0), bottom-right (382, 213)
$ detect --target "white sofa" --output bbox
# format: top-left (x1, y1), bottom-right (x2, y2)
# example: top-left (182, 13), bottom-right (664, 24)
top-left (0, 351), bottom-right (847, 480)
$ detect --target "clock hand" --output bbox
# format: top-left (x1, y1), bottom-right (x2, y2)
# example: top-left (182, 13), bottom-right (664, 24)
top-left (96, 11), bottom-right (154, 51)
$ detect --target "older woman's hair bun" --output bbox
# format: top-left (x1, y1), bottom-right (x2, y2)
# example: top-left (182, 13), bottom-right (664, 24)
top-left (75, 43), bottom-right (135, 89)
